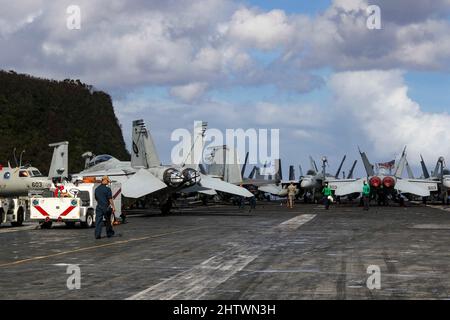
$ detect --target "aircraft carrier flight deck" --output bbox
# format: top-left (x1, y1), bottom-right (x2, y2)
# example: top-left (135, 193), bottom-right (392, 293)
top-left (1, 202), bottom-right (450, 300)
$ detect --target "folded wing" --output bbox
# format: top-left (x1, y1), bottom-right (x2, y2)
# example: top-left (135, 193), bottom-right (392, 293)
top-left (199, 174), bottom-right (253, 198)
top-left (122, 169), bottom-right (167, 198)
top-left (259, 184), bottom-right (283, 196)
top-left (329, 179), bottom-right (364, 196)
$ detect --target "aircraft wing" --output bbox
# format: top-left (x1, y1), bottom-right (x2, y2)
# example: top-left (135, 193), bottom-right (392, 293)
top-left (328, 179), bottom-right (364, 196)
top-left (199, 174), bottom-right (253, 197)
top-left (258, 184), bottom-right (283, 196)
top-left (180, 185), bottom-right (217, 196)
top-left (198, 189), bottom-right (218, 196)
top-left (121, 169), bottom-right (167, 198)
top-left (395, 179), bottom-right (432, 197)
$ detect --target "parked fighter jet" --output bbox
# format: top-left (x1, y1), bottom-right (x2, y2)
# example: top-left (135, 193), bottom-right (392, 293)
top-left (300, 155), bottom-right (356, 203)
top-left (420, 155), bottom-right (450, 204)
top-left (328, 147), bottom-right (438, 205)
top-left (206, 146), bottom-right (286, 198)
top-left (0, 141), bottom-right (68, 197)
top-left (75, 120), bottom-right (252, 213)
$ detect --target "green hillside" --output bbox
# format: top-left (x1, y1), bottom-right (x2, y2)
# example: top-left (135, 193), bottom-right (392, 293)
top-left (0, 70), bottom-right (130, 174)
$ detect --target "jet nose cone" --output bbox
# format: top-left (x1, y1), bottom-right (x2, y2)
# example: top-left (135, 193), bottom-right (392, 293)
top-left (301, 179), bottom-right (312, 189)
top-left (443, 178), bottom-right (450, 189)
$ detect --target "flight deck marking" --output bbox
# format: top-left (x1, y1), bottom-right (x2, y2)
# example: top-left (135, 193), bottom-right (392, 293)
top-left (276, 214), bottom-right (317, 231)
top-left (127, 214), bottom-right (318, 300)
top-left (127, 244), bottom-right (259, 300)
top-left (0, 227), bottom-right (206, 268)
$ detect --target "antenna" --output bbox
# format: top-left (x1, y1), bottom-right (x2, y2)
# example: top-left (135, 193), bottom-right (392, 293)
top-left (19, 150), bottom-right (25, 167)
top-left (13, 148), bottom-right (18, 167)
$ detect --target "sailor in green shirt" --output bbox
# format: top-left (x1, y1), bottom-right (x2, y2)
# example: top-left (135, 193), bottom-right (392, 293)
top-left (322, 183), bottom-right (332, 210)
top-left (362, 181), bottom-right (371, 211)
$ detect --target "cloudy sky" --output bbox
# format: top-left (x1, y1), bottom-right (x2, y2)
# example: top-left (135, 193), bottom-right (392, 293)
top-left (1, 0), bottom-right (450, 177)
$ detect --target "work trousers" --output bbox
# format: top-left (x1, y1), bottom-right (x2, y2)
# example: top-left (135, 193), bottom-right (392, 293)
top-left (95, 207), bottom-right (114, 238)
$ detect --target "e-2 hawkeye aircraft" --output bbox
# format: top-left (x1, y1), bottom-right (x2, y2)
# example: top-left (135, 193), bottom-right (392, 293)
top-left (328, 147), bottom-right (438, 205)
top-left (74, 119), bottom-right (252, 214)
top-left (0, 142), bottom-right (68, 226)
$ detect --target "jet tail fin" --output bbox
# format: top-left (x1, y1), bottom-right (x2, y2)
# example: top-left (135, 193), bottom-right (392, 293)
top-left (309, 156), bottom-right (318, 174)
top-left (433, 156), bottom-right (445, 178)
top-left (394, 146), bottom-right (407, 178)
top-left (358, 147), bottom-right (374, 176)
top-left (347, 160), bottom-right (358, 179)
top-left (406, 160), bottom-right (415, 179)
top-left (335, 155), bottom-right (346, 179)
top-left (241, 152), bottom-right (249, 179)
top-left (275, 159), bottom-right (282, 181)
top-left (48, 141), bottom-right (69, 179)
top-left (420, 155), bottom-right (430, 179)
top-left (131, 119), bottom-right (161, 169)
top-left (249, 166), bottom-right (257, 179)
top-left (289, 165), bottom-right (295, 181)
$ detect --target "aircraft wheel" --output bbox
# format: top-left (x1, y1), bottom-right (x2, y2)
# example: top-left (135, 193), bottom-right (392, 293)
top-left (0, 209), bottom-right (4, 226)
top-left (11, 208), bottom-right (24, 227)
top-left (160, 200), bottom-right (172, 215)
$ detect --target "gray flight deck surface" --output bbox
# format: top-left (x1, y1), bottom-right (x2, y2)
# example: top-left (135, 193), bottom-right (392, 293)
top-left (1, 202), bottom-right (450, 300)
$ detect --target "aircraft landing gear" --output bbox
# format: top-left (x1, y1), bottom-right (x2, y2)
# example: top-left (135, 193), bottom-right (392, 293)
top-left (160, 198), bottom-right (173, 215)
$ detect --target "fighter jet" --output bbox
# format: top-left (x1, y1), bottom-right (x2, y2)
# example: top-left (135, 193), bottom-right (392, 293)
top-left (75, 119), bottom-right (252, 213)
top-left (206, 146), bottom-right (286, 198)
top-left (0, 142), bottom-right (68, 197)
top-left (300, 155), bottom-right (356, 203)
top-left (420, 155), bottom-right (450, 204)
top-left (328, 147), bottom-right (438, 205)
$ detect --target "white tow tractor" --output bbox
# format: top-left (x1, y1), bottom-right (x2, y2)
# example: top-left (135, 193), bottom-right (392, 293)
top-left (30, 181), bottom-right (121, 229)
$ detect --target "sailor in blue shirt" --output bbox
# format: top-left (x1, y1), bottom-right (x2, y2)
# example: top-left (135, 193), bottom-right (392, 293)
top-left (94, 176), bottom-right (116, 239)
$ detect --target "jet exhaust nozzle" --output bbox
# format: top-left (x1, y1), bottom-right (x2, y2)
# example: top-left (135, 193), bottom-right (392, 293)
top-left (181, 168), bottom-right (201, 186)
top-left (369, 176), bottom-right (382, 188)
top-left (382, 176), bottom-right (396, 188)
top-left (163, 168), bottom-right (184, 187)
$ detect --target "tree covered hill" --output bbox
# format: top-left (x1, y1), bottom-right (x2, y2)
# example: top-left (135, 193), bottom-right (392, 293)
top-left (0, 70), bottom-right (130, 174)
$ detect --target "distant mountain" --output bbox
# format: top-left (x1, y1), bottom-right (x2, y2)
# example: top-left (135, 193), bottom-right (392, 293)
top-left (0, 70), bottom-right (130, 174)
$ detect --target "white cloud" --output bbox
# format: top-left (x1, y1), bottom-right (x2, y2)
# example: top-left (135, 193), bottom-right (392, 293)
top-left (169, 82), bottom-right (209, 103)
top-left (224, 8), bottom-right (294, 50)
top-left (3, 0), bottom-right (450, 96)
top-left (329, 70), bottom-right (450, 162)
